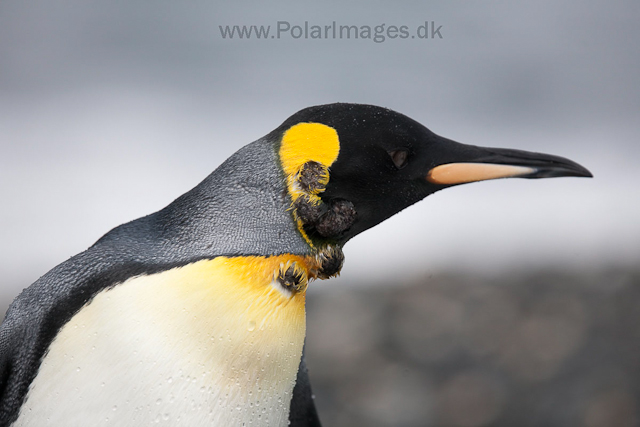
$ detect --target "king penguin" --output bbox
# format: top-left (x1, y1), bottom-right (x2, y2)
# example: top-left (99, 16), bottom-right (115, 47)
top-left (0, 103), bottom-right (591, 426)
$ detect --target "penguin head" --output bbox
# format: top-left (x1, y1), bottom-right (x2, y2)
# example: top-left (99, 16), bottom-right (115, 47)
top-left (275, 103), bottom-right (592, 246)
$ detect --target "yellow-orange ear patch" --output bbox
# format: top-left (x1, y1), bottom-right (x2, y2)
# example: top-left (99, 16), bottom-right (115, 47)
top-left (279, 123), bottom-right (340, 179)
top-left (279, 123), bottom-right (341, 247)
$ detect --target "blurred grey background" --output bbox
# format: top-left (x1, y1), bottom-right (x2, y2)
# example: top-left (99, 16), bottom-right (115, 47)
top-left (0, 1), bottom-right (638, 426)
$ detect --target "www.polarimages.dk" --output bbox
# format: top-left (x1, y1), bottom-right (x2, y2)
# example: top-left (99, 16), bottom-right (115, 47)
top-left (219, 21), bottom-right (444, 43)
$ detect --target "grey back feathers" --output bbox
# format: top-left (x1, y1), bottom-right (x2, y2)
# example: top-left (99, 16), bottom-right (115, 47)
top-left (95, 135), bottom-right (310, 260)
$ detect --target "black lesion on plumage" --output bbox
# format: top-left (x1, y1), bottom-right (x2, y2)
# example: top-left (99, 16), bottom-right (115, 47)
top-left (314, 199), bottom-right (357, 239)
top-left (296, 161), bottom-right (327, 193)
top-left (316, 246), bottom-right (345, 279)
top-left (293, 196), bottom-right (326, 225)
top-left (277, 263), bottom-right (307, 293)
top-left (293, 162), bottom-right (358, 240)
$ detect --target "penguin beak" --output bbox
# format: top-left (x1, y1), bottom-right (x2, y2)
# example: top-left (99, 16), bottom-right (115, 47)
top-left (425, 138), bottom-right (593, 185)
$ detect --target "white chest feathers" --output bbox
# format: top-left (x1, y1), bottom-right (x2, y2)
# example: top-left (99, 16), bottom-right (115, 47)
top-left (15, 257), bottom-right (309, 427)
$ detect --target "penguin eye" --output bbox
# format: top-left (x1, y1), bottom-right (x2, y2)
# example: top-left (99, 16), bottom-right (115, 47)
top-left (388, 149), bottom-right (409, 169)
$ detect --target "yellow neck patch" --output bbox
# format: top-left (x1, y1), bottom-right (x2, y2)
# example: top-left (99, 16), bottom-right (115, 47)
top-left (278, 123), bottom-right (340, 247)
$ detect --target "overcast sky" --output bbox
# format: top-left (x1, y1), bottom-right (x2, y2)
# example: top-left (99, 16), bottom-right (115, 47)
top-left (1, 1), bottom-right (638, 302)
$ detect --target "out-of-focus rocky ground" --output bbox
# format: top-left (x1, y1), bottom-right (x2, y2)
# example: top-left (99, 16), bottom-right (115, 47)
top-left (305, 268), bottom-right (640, 427)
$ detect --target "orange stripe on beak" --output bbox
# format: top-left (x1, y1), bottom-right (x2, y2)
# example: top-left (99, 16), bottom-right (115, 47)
top-left (426, 163), bottom-right (536, 185)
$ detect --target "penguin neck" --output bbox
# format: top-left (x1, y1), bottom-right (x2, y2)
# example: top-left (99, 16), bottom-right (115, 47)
top-left (16, 256), bottom-right (311, 427)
